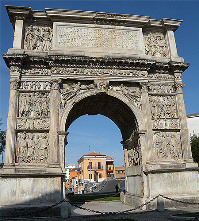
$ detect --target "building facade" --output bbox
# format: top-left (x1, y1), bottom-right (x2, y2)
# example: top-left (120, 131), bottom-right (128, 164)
top-left (114, 167), bottom-right (125, 178)
top-left (77, 152), bottom-right (114, 193)
top-left (187, 113), bottom-right (199, 137)
top-left (64, 164), bottom-right (75, 189)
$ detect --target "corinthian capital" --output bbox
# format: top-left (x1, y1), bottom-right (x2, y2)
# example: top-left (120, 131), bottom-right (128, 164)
top-left (50, 79), bottom-right (62, 90)
top-left (10, 79), bottom-right (20, 90)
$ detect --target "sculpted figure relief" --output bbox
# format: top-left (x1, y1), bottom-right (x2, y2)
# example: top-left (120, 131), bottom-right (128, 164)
top-left (16, 132), bottom-right (49, 164)
top-left (60, 81), bottom-right (142, 112)
top-left (148, 84), bottom-right (175, 94)
top-left (24, 24), bottom-right (52, 51)
top-left (144, 31), bottom-right (169, 57)
top-left (17, 118), bottom-right (50, 130)
top-left (22, 68), bottom-right (50, 76)
top-left (20, 81), bottom-right (51, 91)
top-left (154, 131), bottom-right (182, 160)
top-left (149, 95), bottom-right (177, 120)
top-left (19, 92), bottom-right (50, 117)
top-left (52, 67), bottom-right (147, 78)
top-left (152, 118), bottom-right (180, 130)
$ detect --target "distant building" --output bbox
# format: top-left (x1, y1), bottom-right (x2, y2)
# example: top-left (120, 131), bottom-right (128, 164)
top-left (64, 164), bottom-right (75, 189)
top-left (187, 113), bottom-right (199, 137)
top-left (114, 167), bottom-right (125, 178)
top-left (77, 152), bottom-right (114, 193)
top-left (70, 168), bottom-right (79, 193)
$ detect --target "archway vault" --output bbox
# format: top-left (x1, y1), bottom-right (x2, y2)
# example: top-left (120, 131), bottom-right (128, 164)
top-left (64, 93), bottom-right (138, 142)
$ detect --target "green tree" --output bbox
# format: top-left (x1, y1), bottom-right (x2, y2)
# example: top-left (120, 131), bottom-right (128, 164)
top-left (191, 135), bottom-right (199, 164)
top-left (0, 118), bottom-right (6, 155)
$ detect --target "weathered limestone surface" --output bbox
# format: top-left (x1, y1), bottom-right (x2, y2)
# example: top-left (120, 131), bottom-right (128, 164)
top-left (1, 5), bottom-right (199, 210)
top-left (0, 177), bottom-right (62, 206)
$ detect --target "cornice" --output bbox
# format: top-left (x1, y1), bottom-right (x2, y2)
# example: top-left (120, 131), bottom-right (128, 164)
top-left (2, 53), bottom-right (189, 73)
top-left (6, 5), bottom-right (182, 31)
top-left (6, 5), bottom-right (31, 28)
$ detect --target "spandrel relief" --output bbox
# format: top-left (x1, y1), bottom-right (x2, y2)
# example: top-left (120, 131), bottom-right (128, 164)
top-left (24, 24), bottom-right (52, 51)
top-left (60, 82), bottom-right (95, 110)
top-left (110, 83), bottom-right (141, 110)
top-left (154, 131), bottom-right (182, 161)
top-left (16, 132), bottom-right (49, 164)
top-left (144, 31), bottom-right (169, 57)
top-left (19, 92), bottom-right (50, 117)
top-left (60, 81), bottom-right (142, 114)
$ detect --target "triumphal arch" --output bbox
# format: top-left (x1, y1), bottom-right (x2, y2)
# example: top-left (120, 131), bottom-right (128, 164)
top-left (1, 5), bottom-right (199, 208)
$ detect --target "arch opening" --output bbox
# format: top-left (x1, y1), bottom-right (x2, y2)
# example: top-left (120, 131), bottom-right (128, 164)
top-left (65, 93), bottom-right (138, 141)
top-left (65, 114), bottom-right (124, 167)
top-left (63, 93), bottom-right (142, 194)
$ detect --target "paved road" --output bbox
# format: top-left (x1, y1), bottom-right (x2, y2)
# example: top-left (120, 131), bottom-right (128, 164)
top-left (98, 178), bottom-right (125, 194)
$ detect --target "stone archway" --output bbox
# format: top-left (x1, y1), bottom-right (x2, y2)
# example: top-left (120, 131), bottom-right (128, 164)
top-left (1, 5), bottom-right (199, 210)
top-left (61, 92), bottom-right (143, 199)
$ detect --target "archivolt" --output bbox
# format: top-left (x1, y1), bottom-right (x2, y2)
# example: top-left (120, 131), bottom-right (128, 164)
top-left (59, 90), bottom-right (143, 141)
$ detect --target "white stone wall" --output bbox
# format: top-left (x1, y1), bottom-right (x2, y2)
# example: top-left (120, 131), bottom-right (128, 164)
top-left (187, 114), bottom-right (199, 137)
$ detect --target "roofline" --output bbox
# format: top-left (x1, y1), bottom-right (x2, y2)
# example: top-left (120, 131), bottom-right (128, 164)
top-left (5, 5), bottom-right (183, 31)
top-left (187, 113), bottom-right (199, 118)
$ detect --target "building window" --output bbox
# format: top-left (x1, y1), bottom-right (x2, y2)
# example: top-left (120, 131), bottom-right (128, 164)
top-left (99, 173), bottom-right (102, 178)
top-left (98, 162), bottom-right (101, 169)
top-left (89, 174), bottom-right (92, 179)
top-left (109, 166), bottom-right (111, 170)
top-left (89, 162), bottom-right (92, 169)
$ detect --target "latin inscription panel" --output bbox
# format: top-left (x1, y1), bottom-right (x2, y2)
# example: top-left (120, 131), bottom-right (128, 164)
top-left (52, 22), bottom-right (145, 56)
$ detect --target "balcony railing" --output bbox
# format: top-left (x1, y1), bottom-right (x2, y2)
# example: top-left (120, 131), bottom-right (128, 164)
top-left (87, 165), bottom-right (103, 170)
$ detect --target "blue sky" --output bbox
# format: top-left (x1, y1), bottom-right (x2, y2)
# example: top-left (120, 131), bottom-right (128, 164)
top-left (0, 0), bottom-right (199, 166)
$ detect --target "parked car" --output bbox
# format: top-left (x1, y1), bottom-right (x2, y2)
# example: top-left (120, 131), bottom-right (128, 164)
top-left (65, 189), bottom-right (74, 196)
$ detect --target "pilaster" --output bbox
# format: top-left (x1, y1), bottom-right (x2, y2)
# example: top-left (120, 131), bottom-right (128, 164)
top-left (4, 79), bottom-right (19, 166)
top-left (174, 72), bottom-right (193, 161)
top-left (140, 82), bottom-right (156, 162)
top-left (49, 79), bottom-right (62, 167)
top-left (13, 19), bottom-right (24, 49)
top-left (166, 30), bottom-right (184, 62)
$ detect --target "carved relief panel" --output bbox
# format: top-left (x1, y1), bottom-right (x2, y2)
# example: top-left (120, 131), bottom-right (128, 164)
top-left (16, 132), bottom-right (49, 164)
top-left (154, 131), bottom-right (182, 161)
top-left (18, 92), bottom-right (50, 118)
top-left (24, 23), bottom-right (52, 51)
top-left (19, 81), bottom-right (51, 90)
top-left (17, 118), bottom-right (50, 130)
top-left (60, 80), bottom-right (142, 116)
top-left (149, 95), bottom-right (177, 119)
top-left (123, 133), bottom-right (141, 168)
top-left (143, 31), bottom-right (169, 57)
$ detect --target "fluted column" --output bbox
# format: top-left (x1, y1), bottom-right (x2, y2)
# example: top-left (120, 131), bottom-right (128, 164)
top-left (4, 79), bottom-right (19, 166)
